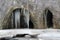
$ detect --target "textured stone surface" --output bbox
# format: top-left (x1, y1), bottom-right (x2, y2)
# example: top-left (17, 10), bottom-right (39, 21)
top-left (0, 0), bottom-right (60, 29)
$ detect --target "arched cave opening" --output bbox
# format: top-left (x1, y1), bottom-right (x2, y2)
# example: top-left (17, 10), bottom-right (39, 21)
top-left (46, 10), bottom-right (53, 28)
top-left (12, 8), bottom-right (28, 29)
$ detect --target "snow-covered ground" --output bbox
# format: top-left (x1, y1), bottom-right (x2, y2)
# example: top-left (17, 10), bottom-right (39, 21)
top-left (0, 29), bottom-right (60, 40)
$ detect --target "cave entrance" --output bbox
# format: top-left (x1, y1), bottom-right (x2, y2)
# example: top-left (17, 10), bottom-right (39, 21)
top-left (44, 9), bottom-right (53, 28)
top-left (12, 8), bottom-right (28, 29)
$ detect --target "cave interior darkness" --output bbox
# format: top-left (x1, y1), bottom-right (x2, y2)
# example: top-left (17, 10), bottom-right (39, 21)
top-left (46, 9), bottom-right (53, 28)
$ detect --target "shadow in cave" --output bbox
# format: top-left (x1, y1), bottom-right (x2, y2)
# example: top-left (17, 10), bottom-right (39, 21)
top-left (20, 14), bottom-right (28, 28)
top-left (46, 10), bottom-right (53, 28)
top-left (29, 18), bottom-right (34, 29)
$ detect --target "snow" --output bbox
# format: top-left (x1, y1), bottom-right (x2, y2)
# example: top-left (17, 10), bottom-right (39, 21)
top-left (0, 29), bottom-right (60, 40)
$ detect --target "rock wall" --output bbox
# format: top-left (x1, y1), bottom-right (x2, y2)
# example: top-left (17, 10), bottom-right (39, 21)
top-left (0, 0), bottom-right (60, 29)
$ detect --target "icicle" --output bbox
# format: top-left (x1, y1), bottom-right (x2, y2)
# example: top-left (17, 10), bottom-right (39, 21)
top-left (45, 9), bottom-right (48, 28)
top-left (27, 0), bottom-right (29, 28)
top-left (15, 10), bottom-right (20, 29)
